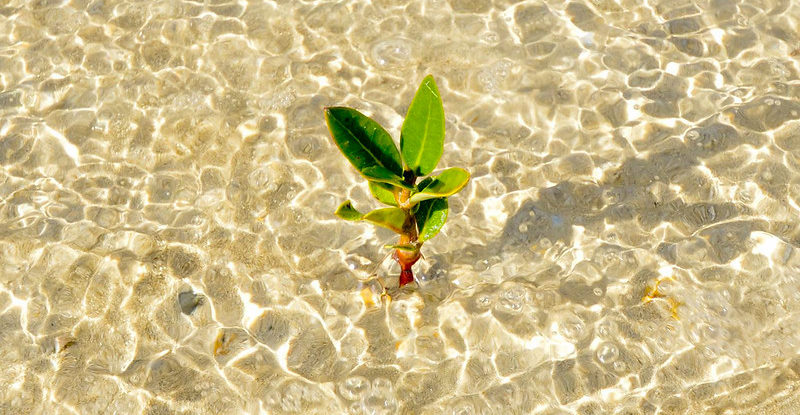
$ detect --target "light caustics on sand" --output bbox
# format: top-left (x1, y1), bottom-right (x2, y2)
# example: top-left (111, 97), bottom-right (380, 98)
top-left (2, 0), bottom-right (800, 414)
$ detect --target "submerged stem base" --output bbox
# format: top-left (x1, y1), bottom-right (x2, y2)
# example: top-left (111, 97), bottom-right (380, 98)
top-left (394, 248), bottom-right (420, 287)
top-left (398, 266), bottom-right (414, 287)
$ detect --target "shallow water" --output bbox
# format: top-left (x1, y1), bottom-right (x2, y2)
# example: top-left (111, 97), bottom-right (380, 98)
top-left (2, 0), bottom-right (800, 413)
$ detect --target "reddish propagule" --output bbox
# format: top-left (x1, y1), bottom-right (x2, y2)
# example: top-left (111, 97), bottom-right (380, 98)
top-left (394, 184), bottom-right (420, 287)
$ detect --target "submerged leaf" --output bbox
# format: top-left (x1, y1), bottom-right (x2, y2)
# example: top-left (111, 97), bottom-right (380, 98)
top-left (401, 75), bottom-right (445, 177)
top-left (363, 208), bottom-right (409, 234)
top-left (384, 243), bottom-right (418, 252)
top-left (416, 177), bottom-right (434, 192)
top-left (369, 182), bottom-right (398, 206)
top-left (362, 166), bottom-right (413, 189)
top-left (325, 107), bottom-right (404, 180)
top-left (409, 167), bottom-right (470, 204)
top-left (414, 198), bottom-right (448, 242)
top-left (335, 200), bottom-right (363, 221)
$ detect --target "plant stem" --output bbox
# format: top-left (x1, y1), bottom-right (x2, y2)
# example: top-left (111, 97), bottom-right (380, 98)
top-left (395, 187), bottom-right (420, 287)
top-left (399, 264), bottom-right (415, 287)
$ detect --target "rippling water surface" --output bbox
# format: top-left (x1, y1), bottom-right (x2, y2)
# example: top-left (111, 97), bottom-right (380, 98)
top-left (3, 0), bottom-right (800, 413)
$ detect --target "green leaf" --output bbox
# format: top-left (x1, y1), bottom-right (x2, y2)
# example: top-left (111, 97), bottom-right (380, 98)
top-left (362, 166), bottom-right (413, 189)
top-left (416, 177), bottom-right (434, 192)
top-left (415, 198), bottom-right (448, 242)
top-left (409, 167), bottom-right (470, 204)
top-left (334, 200), bottom-right (363, 221)
top-left (363, 208), bottom-right (409, 234)
top-left (401, 75), bottom-right (445, 177)
top-left (369, 182), bottom-right (398, 206)
top-left (384, 243), bottom-right (418, 252)
top-left (325, 106), bottom-right (404, 180)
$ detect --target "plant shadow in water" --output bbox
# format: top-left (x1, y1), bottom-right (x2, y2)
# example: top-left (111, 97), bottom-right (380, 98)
top-left (425, 117), bottom-right (799, 292)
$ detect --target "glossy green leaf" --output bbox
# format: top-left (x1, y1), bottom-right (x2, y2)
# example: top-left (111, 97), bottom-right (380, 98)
top-left (334, 200), bottom-right (363, 221)
top-left (384, 243), bottom-right (418, 252)
top-left (414, 198), bottom-right (448, 242)
top-left (409, 167), bottom-right (470, 204)
top-left (362, 166), bottom-right (413, 189)
top-left (363, 208), bottom-right (409, 234)
top-left (369, 182), bottom-right (398, 206)
top-left (401, 75), bottom-right (445, 177)
top-left (325, 107), bottom-right (404, 180)
top-left (416, 177), bottom-right (434, 192)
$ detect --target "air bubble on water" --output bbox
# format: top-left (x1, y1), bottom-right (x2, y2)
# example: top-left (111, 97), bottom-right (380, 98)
top-left (701, 345), bottom-right (719, 359)
top-left (480, 32), bottom-right (499, 44)
top-left (478, 60), bottom-right (512, 93)
top-left (498, 284), bottom-right (526, 313)
top-left (281, 382), bottom-right (303, 412)
top-left (249, 167), bottom-right (272, 187)
top-left (372, 377), bottom-right (393, 394)
top-left (349, 401), bottom-right (365, 415)
top-left (558, 313), bottom-right (586, 342)
top-left (363, 378), bottom-right (397, 415)
top-left (339, 376), bottom-right (370, 401)
top-left (475, 293), bottom-right (493, 309)
top-left (596, 342), bottom-right (619, 363)
top-left (593, 287), bottom-right (603, 296)
top-left (688, 322), bottom-right (707, 343)
top-left (613, 360), bottom-right (627, 372)
top-left (734, 14), bottom-right (748, 26)
top-left (490, 183), bottom-right (504, 196)
top-left (451, 401), bottom-right (475, 415)
top-left (371, 38), bottom-right (413, 69)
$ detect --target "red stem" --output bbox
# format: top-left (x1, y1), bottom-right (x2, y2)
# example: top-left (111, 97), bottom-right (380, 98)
top-left (394, 180), bottom-right (420, 288)
top-left (398, 265), bottom-right (414, 287)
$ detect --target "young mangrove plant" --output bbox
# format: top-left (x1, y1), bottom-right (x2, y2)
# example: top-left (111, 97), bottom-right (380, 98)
top-left (325, 75), bottom-right (469, 287)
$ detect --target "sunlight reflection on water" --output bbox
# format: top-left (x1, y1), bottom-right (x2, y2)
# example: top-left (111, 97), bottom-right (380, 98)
top-left (2, 0), bottom-right (800, 413)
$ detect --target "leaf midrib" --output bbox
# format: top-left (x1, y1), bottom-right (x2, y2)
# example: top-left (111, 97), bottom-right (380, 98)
top-left (333, 111), bottom-right (395, 172)
top-left (411, 97), bottom-right (433, 171)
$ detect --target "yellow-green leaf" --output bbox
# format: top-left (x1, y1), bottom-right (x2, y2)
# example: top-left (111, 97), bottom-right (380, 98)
top-left (325, 106), bottom-right (404, 180)
top-left (362, 166), bottom-right (413, 189)
top-left (369, 181), bottom-right (398, 206)
top-left (384, 243), bottom-right (419, 252)
top-left (401, 75), bottom-right (445, 177)
top-left (363, 208), bottom-right (409, 234)
top-left (416, 177), bottom-right (434, 192)
top-left (409, 167), bottom-right (470, 205)
top-left (334, 200), bottom-right (363, 221)
top-left (415, 198), bottom-right (448, 242)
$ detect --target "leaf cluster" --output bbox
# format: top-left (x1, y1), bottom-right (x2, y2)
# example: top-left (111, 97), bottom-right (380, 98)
top-left (325, 75), bottom-right (469, 246)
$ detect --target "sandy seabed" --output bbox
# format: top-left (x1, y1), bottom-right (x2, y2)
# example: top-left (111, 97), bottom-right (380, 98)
top-left (2, 0), bottom-right (800, 414)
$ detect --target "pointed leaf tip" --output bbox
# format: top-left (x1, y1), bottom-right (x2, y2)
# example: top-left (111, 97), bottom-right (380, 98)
top-left (335, 200), bottom-right (364, 221)
top-left (415, 197), bottom-right (448, 242)
top-left (325, 106), bottom-right (404, 181)
top-left (401, 75), bottom-right (445, 177)
top-left (363, 208), bottom-right (409, 234)
top-left (409, 167), bottom-right (470, 204)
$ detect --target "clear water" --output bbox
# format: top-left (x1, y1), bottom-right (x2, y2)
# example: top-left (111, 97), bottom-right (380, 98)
top-left (2, 0), bottom-right (800, 414)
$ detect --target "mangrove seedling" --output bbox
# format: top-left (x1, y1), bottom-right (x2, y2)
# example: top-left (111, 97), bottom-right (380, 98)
top-left (325, 75), bottom-right (469, 287)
